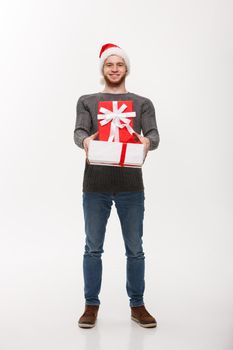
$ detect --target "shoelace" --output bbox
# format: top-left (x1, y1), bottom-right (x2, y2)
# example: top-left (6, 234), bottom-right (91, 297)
top-left (140, 310), bottom-right (152, 317)
top-left (133, 307), bottom-right (152, 318)
top-left (84, 307), bottom-right (98, 316)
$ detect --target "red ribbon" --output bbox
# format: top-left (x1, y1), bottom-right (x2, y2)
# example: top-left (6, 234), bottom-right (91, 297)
top-left (119, 143), bottom-right (127, 167)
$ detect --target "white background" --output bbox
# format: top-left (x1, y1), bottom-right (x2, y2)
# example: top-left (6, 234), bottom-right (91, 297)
top-left (0, 0), bottom-right (232, 349)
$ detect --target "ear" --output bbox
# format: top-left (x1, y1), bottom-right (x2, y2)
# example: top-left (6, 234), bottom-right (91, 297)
top-left (99, 76), bottom-right (105, 85)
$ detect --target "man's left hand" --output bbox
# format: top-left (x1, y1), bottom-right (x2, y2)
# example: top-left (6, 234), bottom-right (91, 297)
top-left (134, 133), bottom-right (150, 158)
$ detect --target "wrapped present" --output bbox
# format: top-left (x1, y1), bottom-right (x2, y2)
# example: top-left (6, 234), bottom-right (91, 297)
top-left (97, 100), bottom-right (140, 143)
top-left (88, 99), bottom-right (145, 168)
top-left (88, 140), bottom-right (145, 168)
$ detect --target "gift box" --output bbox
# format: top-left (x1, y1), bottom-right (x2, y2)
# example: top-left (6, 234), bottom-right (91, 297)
top-left (89, 99), bottom-right (145, 168)
top-left (97, 100), bottom-right (140, 143)
top-left (87, 140), bottom-right (145, 168)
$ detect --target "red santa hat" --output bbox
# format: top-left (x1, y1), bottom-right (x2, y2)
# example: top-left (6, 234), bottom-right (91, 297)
top-left (99, 43), bottom-right (130, 77)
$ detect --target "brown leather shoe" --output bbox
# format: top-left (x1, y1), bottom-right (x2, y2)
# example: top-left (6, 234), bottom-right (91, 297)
top-left (78, 304), bottom-right (99, 328)
top-left (131, 305), bottom-right (157, 328)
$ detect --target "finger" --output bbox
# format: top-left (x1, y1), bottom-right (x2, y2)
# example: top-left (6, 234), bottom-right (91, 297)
top-left (134, 132), bottom-right (141, 138)
top-left (90, 132), bottom-right (98, 140)
top-left (134, 132), bottom-right (143, 143)
top-left (85, 146), bottom-right (89, 159)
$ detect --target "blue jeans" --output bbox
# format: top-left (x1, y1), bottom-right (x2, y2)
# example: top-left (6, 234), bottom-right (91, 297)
top-left (82, 191), bottom-right (145, 307)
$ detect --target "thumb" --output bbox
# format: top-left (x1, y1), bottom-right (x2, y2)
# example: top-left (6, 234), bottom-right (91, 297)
top-left (90, 131), bottom-right (99, 140)
top-left (134, 132), bottom-right (142, 142)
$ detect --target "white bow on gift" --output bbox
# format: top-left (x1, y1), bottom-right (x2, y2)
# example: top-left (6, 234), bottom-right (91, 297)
top-left (97, 101), bottom-right (136, 142)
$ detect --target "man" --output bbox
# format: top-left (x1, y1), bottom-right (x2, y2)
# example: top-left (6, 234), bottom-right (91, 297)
top-left (74, 43), bottom-right (160, 328)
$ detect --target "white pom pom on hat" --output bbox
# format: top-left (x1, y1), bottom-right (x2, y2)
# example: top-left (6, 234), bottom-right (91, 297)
top-left (99, 43), bottom-right (130, 77)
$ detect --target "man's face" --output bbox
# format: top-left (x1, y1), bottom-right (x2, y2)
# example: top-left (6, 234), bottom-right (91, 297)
top-left (102, 55), bottom-right (128, 86)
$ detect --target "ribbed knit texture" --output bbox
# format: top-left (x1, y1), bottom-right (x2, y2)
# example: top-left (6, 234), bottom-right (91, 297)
top-left (74, 92), bottom-right (160, 192)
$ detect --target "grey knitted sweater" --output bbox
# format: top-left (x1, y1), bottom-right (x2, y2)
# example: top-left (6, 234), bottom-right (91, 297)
top-left (74, 92), bottom-right (160, 192)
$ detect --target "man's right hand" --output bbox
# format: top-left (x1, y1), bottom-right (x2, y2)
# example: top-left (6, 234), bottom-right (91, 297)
top-left (83, 131), bottom-right (99, 157)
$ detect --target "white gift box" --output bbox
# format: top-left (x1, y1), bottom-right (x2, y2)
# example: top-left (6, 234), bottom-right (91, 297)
top-left (87, 140), bottom-right (145, 168)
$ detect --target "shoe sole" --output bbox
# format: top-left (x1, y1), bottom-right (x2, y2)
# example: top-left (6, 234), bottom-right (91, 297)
top-left (131, 316), bottom-right (157, 328)
top-left (78, 322), bottom-right (96, 328)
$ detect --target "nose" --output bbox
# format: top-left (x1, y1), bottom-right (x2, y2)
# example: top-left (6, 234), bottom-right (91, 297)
top-left (111, 65), bottom-right (119, 72)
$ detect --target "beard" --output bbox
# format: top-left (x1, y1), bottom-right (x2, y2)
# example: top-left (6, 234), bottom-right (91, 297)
top-left (103, 72), bottom-right (127, 87)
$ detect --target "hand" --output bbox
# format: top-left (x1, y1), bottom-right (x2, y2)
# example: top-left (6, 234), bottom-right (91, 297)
top-left (134, 132), bottom-right (150, 159)
top-left (83, 131), bottom-right (99, 157)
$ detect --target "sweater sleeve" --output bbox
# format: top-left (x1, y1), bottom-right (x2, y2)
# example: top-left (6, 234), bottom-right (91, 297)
top-left (73, 96), bottom-right (92, 149)
top-left (141, 98), bottom-right (160, 150)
